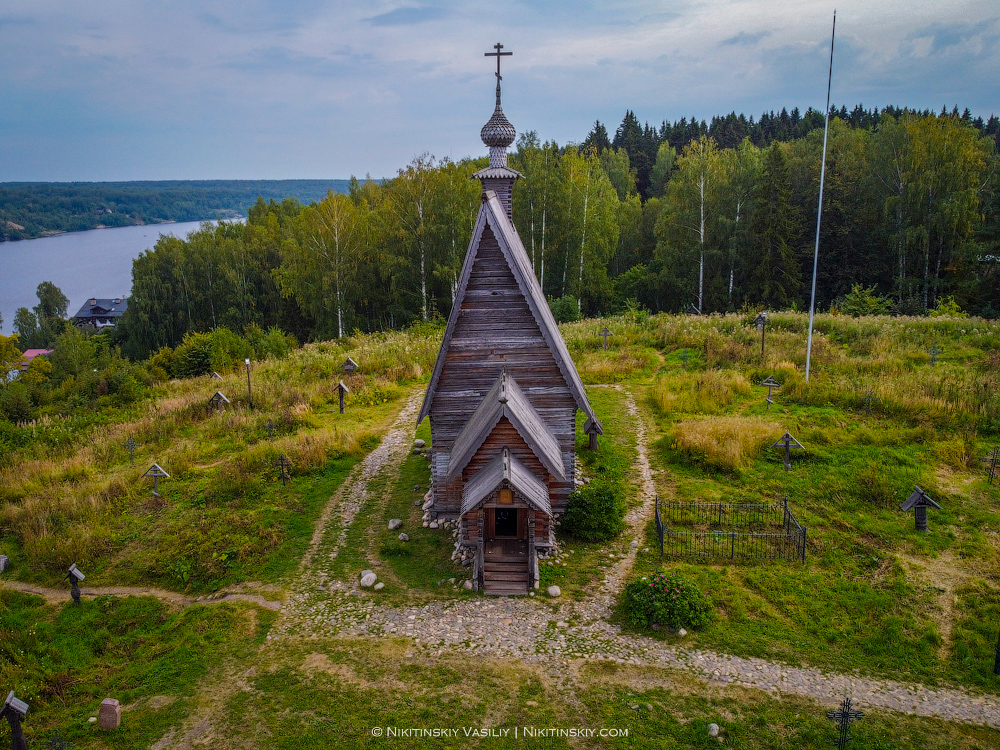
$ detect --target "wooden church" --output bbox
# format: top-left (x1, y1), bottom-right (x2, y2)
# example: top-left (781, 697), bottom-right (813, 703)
top-left (418, 46), bottom-right (602, 595)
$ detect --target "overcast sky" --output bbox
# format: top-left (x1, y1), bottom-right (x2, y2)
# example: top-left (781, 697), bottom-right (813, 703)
top-left (1, 0), bottom-right (997, 181)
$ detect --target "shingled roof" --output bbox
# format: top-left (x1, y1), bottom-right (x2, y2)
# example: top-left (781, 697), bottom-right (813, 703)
top-left (445, 368), bottom-right (564, 483)
top-left (461, 448), bottom-right (551, 516)
top-left (418, 190), bottom-right (602, 434)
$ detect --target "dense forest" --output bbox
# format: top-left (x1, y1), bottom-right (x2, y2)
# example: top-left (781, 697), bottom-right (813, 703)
top-left (6, 104), bottom-right (1000, 364)
top-left (0, 179), bottom-right (352, 240)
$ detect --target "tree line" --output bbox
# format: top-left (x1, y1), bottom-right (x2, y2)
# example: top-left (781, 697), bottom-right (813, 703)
top-left (0, 180), bottom-right (352, 240)
top-left (10, 104), bottom-right (993, 361)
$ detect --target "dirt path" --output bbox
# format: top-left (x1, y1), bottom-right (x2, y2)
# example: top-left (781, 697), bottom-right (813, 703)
top-left (0, 580), bottom-right (284, 611)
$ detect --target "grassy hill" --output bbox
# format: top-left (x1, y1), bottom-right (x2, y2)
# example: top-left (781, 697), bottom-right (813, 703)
top-left (1, 312), bottom-right (999, 748)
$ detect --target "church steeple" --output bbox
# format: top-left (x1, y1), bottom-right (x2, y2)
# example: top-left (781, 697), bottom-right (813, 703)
top-left (473, 42), bottom-right (522, 220)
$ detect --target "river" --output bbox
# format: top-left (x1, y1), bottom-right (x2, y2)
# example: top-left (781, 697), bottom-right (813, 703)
top-left (0, 220), bottom-right (233, 335)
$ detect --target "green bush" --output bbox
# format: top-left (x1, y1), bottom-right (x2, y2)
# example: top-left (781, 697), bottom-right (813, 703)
top-left (622, 570), bottom-right (714, 630)
top-left (833, 284), bottom-right (892, 317)
top-left (547, 295), bottom-right (582, 324)
top-left (560, 480), bottom-right (626, 541)
top-left (172, 332), bottom-right (214, 378)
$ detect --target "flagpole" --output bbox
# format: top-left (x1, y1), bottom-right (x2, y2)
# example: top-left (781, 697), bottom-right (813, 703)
top-left (805, 10), bottom-right (836, 382)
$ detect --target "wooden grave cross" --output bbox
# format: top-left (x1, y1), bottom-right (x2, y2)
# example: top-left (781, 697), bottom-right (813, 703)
top-left (771, 432), bottom-right (804, 471)
top-left (142, 463), bottom-right (170, 497)
top-left (123, 435), bottom-right (139, 465)
top-left (209, 391), bottom-right (230, 414)
top-left (761, 376), bottom-right (781, 410)
top-left (901, 485), bottom-right (942, 531)
top-left (599, 327), bottom-right (613, 350)
top-left (980, 446), bottom-right (999, 485)
top-left (678, 351), bottom-right (693, 370)
top-left (1, 691), bottom-right (29, 750)
top-left (64, 563), bottom-right (85, 606)
top-left (210, 371), bottom-right (223, 380)
top-left (336, 380), bottom-right (351, 414)
top-left (826, 696), bottom-right (863, 749)
top-left (274, 454), bottom-right (291, 486)
top-left (926, 345), bottom-right (942, 366)
top-left (342, 356), bottom-right (358, 374)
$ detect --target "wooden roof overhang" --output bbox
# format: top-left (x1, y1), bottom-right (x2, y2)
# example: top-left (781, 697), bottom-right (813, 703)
top-left (445, 368), bottom-right (564, 483)
top-left (461, 448), bottom-right (551, 516)
top-left (417, 190), bottom-right (602, 435)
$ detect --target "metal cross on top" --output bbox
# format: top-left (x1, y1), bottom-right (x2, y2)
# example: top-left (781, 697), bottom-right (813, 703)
top-left (274, 454), bottom-right (292, 486)
top-left (980, 446), bottom-right (999, 485)
top-left (599, 327), bottom-right (613, 350)
top-left (123, 435), bottom-right (139, 465)
top-left (485, 42), bottom-right (512, 83)
top-left (771, 432), bottom-right (804, 471)
top-left (826, 696), bottom-right (863, 749)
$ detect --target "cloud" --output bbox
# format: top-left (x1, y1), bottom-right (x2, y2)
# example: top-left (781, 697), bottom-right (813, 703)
top-left (720, 30), bottom-right (769, 46)
top-left (366, 6), bottom-right (447, 27)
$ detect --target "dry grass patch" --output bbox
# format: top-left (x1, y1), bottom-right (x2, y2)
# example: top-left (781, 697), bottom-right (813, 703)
top-left (651, 370), bottom-right (751, 416)
top-left (671, 416), bottom-right (784, 471)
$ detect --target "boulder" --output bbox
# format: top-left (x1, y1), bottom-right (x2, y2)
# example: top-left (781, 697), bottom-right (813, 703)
top-left (0, 555), bottom-right (9, 573)
top-left (429, 521), bottom-right (439, 529)
top-left (413, 439), bottom-right (425, 449)
top-left (463, 580), bottom-right (473, 590)
top-left (388, 519), bottom-right (403, 530)
top-left (373, 582), bottom-right (385, 591)
top-left (547, 585), bottom-right (561, 598)
top-left (678, 628), bottom-right (687, 637)
top-left (360, 569), bottom-right (373, 579)
top-left (708, 723), bottom-right (720, 738)
top-left (398, 533), bottom-right (409, 542)
top-left (360, 573), bottom-right (378, 588)
top-left (413, 448), bottom-right (422, 455)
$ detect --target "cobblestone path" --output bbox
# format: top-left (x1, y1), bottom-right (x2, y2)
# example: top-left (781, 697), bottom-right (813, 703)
top-left (270, 387), bottom-right (1000, 729)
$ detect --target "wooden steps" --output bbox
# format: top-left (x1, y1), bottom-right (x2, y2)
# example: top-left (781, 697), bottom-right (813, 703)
top-left (483, 557), bottom-right (529, 595)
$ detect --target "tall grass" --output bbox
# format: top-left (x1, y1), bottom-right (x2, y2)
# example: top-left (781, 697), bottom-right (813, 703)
top-left (671, 416), bottom-right (784, 472)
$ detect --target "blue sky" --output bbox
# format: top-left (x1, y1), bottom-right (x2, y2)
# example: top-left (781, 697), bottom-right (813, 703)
top-left (0, 0), bottom-right (997, 181)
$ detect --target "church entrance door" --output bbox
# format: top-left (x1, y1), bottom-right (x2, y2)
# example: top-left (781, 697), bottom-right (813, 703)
top-left (494, 507), bottom-right (518, 537)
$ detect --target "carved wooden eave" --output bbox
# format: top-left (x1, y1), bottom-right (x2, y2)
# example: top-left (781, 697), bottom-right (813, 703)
top-left (445, 368), bottom-right (564, 483)
top-left (417, 189), bottom-right (602, 433)
top-left (461, 448), bottom-right (551, 516)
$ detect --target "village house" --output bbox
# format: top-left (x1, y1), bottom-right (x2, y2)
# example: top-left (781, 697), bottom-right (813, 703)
top-left (417, 47), bottom-right (602, 595)
top-left (72, 297), bottom-right (128, 329)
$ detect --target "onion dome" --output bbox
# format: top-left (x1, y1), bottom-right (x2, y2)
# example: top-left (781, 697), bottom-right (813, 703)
top-left (481, 103), bottom-right (516, 148)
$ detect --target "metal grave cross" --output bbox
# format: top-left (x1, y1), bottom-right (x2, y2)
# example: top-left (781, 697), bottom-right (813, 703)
top-left (1, 691), bottom-right (29, 750)
top-left (826, 696), bottom-right (863, 749)
top-left (142, 463), bottom-right (170, 497)
top-left (274, 454), bottom-right (292, 486)
top-left (342, 356), bottom-right (358, 375)
top-left (901, 485), bottom-right (942, 531)
top-left (265, 418), bottom-right (277, 440)
top-left (771, 432), bottom-right (804, 471)
top-left (209, 390), bottom-right (230, 414)
top-left (123, 435), bottom-right (139, 465)
top-left (926, 345), bottom-right (942, 365)
top-left (485, 42), bottom-right (512, 84)
top-left (336, 380), bottom-right (351, 414)
top-left (761, 376), bottom-right (781, 410)
top-left (678, 351), bottom-right (693, 370)
top-left (599, 327), bottom-right (613, 350)
top-left (861, 389), bottom-right (878, 415)
top-left (46, 730), bottom-right (73, 749)
top-left (980, 446), bottom-right (999, 485)
top-left (65, 563), bottom-right (85, 606)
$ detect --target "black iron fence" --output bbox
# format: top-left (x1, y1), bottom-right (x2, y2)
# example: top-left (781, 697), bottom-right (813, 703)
top-left (655, 497), bottom-right (806, 563)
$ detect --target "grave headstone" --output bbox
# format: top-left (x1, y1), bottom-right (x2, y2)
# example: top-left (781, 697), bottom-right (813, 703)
top-left (98, 698), bottom-right (121, 730)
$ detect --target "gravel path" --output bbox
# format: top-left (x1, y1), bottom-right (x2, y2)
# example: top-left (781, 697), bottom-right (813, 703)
top-left (269, 386), bottom-right (1000, 729)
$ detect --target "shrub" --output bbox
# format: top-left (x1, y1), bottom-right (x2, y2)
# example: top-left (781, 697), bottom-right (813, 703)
top-left (560, 480), bottom-right (626, 542)
top-left (547, 295), bottom-right (582, 324)
top-left (0, 382), bottom-right (34, 423)
top-left (833, 284), bottom-right (892, 316)
top-left (622, 570), bottom-right (714, 630)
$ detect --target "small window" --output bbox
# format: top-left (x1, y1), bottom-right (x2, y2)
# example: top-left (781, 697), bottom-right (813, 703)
top-left (498, 488), bottom-right (513, 505)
